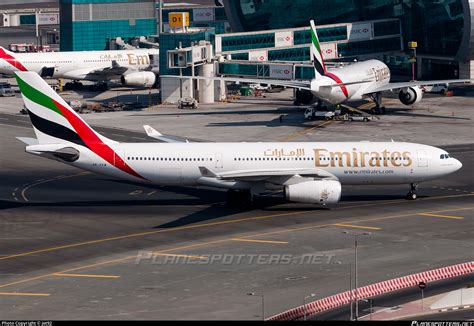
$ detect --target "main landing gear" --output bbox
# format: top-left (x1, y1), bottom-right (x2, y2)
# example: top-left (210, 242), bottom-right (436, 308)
top-left (406, 183), bottom-right (419, 200)
top-left (226, 189), bottom-right (253, 209)
top-left (369, 92), bottom-right (386, 114)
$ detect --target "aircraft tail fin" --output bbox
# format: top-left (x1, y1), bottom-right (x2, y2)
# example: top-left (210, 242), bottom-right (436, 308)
top-left (14, 71), bottom-right (116, 147)
top-left (310, 20), bottom-right (326, 79)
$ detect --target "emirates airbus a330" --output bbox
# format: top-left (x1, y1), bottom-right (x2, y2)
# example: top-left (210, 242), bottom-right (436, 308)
top-left (164, 20), bottom-right (472, 113)
top-left (0, 47), bottom-right (159, 87)
top-left (15, 71), bottom-right (462, 206)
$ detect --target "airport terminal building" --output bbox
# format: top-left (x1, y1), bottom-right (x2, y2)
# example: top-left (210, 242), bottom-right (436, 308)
top-left (223, 0), bottom-right (474, 79)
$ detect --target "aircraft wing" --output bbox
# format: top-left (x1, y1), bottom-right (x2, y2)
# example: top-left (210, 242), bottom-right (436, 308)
top-left (88, 60), bottom-right (129, 78)
top-left (143, 125), bottom-right (189, 143)
top-left (362, 79), bottom-right (473, 95)
top-left (199, 167), bottom-right (337, 182)
top-left (161, 75), bottom-right (312, 90)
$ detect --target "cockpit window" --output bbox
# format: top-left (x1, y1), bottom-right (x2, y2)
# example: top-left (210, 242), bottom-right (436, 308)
top-left (440, 154), bottom-right (451, 159)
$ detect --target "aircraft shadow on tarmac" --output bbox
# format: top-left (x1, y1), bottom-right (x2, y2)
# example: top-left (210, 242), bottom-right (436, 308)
top-left (0, 192), bottom-right (421, 231)
top-left (382, 107), bottom-right (471, 120)
top-left (131, 106), bottom-right (302, 117)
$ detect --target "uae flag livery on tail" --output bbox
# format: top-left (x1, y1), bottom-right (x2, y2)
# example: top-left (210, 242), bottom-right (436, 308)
top-left (14, 71), bottom-right (146, 180)
top-left (310, 20), bottom-right (326, 78)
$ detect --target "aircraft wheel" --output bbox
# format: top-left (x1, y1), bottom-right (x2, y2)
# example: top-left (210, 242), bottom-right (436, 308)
top-left (406, 191), bottom-right (417, 200)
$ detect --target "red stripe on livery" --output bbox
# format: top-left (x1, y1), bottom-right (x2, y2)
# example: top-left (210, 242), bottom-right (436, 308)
top-left (52, 99), bottom-right (146, 180)
top-left (324, 72), bottom-right (349, 98)
top-left (0, 48), bottom-right (28, 72)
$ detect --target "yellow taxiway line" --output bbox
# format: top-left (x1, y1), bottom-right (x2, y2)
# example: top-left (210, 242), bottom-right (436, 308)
top-left (281, 120), bottom-right (333, 142)
top-left (53, 273), bottom-right (120, 279)
top-left (1, 193), bottom-right (473, 262)
top-left (150, 253), bottom-right (208, 260)
top-left (332, 223), bottom-right (382, 230)
top-left (231, 238), bottom-right (289, 244)
top-left (417, 213), bottom-right (464, 220)
top-left (0, 205), bottom-right (472, 292)
top-left (0, 292), bottom-right (50, 297)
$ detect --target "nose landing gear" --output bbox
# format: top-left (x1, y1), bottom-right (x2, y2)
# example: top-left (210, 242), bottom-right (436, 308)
top-left (407, 183), bottom-right (419, 200)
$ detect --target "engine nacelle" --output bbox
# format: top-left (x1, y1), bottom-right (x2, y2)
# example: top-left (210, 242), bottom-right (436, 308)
top-left (121, 72), bottom-right (156, 87)
top-left (285, 180), bottom-right (342, 205)
top-left (295, 89), bottom-right (317, 105)
top-left (399, 86), bottom-right (423, 105)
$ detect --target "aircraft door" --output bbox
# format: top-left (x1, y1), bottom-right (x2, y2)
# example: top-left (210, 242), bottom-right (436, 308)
top-left (417, 149), bottom-right (428, 167)
top-left (113, 147), bottom-right (127, 169)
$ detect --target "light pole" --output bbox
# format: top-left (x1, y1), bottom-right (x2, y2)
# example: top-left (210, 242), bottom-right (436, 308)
top-left (247, 292), bottom-right (265, 320)
top-left (304, 293), bottom-right (316, 321)
top-left (362, 298), bottom-right (374, 320)
top-left (343, 231), bottom-right (371, 321)
top-left (408, 41), bottom-right (418, 81)
top-left (349, 262), bottom-right (353, 321)
top-left (158, 0), bottom-right (163, 35)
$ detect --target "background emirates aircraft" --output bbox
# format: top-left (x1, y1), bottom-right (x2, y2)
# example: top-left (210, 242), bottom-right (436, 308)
top-left (15, 71), bottom-right (462, 206)
top-left (166, 20), bottom-right (472, 113)
top-left (0, 46), bottom-right (159, 87)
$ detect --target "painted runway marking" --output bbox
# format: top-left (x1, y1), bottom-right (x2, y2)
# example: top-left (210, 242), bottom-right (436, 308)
top-left (150, 253), bottom-right (207, 260)
top-left (417, 213), bottom-right (464, 220)
top-left (1, 196), bottom-right (473, 262)
top-left (332, 223), bottom-right (382, 230)
top-left (53, 273), bottom-right (120, 279)
top-left (281, 120), bottom-right (333, 142)
top-left (0, 205), bottom-right (473, 291)
top-left (230, 238), bottom-right (289, 244)
top-left (0, 292), bottom-right (50, 297)
top-left (20, 172), bottom-right (90, 202)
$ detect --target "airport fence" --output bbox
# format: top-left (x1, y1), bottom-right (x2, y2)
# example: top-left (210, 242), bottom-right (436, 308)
top-left (266, 261), bottom-right (474, 321)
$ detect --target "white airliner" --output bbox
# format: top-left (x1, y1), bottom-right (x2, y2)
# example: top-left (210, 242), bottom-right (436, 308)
top-left (0, 46), bottom-right (159, 87)
top-left (15, 72), bottom-right (462, 205)
top-left (164, 20), bottom-right (472, 113)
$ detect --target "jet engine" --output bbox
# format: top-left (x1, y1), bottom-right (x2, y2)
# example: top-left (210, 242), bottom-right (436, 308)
top-left (285, 180), bottom-right (342, 205)
top-left (121, 72), bottom-right (156, 87)
top-left (295, 89), bottom-right (317, 105)
top-left (399, 86), bottom-right (423, 105)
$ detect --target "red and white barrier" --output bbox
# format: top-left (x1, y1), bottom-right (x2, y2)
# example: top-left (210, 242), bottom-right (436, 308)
top-left (266, 261), bottom-right (474, 321)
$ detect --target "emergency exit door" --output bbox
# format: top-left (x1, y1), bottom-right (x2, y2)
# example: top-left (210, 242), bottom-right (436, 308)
top-left (215, 153), bottom-right (223, 169)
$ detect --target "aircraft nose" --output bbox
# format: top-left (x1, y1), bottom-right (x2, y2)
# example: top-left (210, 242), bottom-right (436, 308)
top-left (454, 158), bottom-right (463, 171)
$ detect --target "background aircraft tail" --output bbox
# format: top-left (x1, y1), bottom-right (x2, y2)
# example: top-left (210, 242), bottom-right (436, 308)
top-left (0, 46), bottom-right (27, 72)
top-left (310, 20), bottom-right (326, 79)
top-left (15, 71), bottom-right (116, 146)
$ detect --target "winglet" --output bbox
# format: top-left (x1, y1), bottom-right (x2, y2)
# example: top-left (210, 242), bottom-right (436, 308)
top-left (143, 125), bottom-right (163, 138)
top-left (199, 166), bottom-right (218, 178)
top-left (143, 125), bottom-right (190, 143)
